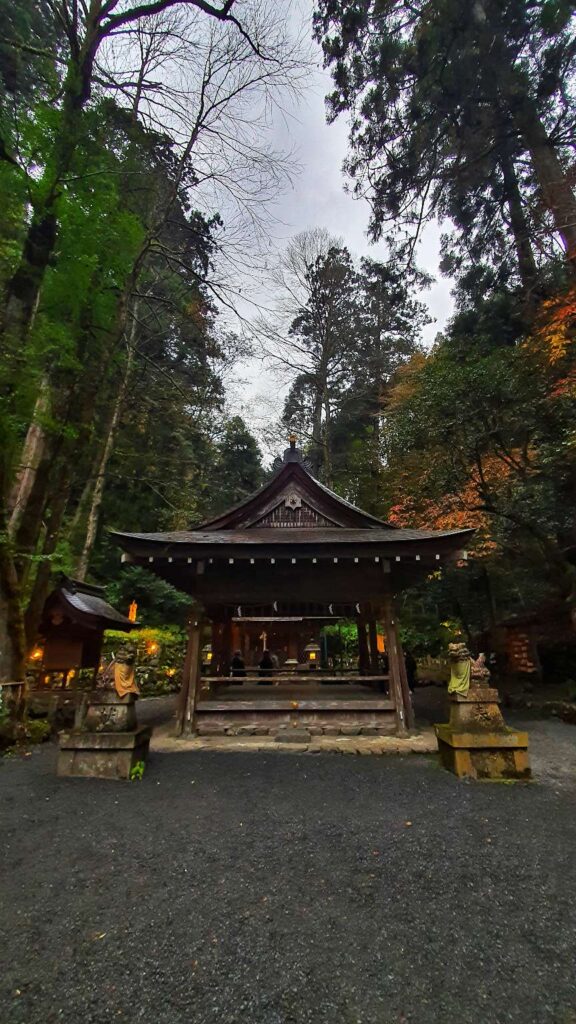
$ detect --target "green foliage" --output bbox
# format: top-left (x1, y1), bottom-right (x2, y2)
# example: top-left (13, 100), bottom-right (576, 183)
top-left (129, 760), bottom-right (145, 781)
top-left (24, 718), bottom-right (51, 744)
top-left (381, 281), bottom-right (576, 649)
top-left (104, 570), bottom-right (191, 628)
top-left (209, 416), bottom-right (265, 514)
top-left (103, 626), bottom-right (186, 695)
top-left (281, 244), bottom-right (427, 498)
top-left (314, 0), bottom-right (576, 292)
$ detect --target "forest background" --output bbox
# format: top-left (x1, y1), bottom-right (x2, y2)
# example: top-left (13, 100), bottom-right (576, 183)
top-left (1, 0), bottom-right (576, 687)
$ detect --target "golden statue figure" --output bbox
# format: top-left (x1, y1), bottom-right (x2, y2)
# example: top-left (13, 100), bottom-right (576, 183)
top-left (447, 642), bottom-right (471, 696)
top-left (113, 647), bottom-right (139, 698)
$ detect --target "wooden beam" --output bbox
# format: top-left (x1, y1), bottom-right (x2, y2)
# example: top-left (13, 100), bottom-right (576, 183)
top-left (201, 674), bottom-right (390, 684)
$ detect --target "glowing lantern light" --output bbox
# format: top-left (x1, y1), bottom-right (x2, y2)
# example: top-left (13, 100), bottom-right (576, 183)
top-left (304, 639), bottom-right (321, 669)
top-left (128, 601), bottom-right (138, 623)
top-left (30, 647), bottom-right (44, 662)
top-left (146, 640), bottom-right (159, 656)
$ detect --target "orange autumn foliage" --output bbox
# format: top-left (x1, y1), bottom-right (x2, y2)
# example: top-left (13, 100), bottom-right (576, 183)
top-left (383, 352), bottom-right (428, 411)
top-left (387, 453), bottom-right (525, 558)
top-left (528, 284), bottom-right (576, 364)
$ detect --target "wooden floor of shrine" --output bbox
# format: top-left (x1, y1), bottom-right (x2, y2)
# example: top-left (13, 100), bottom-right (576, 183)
top-left (199, 681), bottom-right (389, 703)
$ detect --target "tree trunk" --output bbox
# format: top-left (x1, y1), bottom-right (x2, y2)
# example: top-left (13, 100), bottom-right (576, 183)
top-left (0, 49), bottom-right (95, 346)
top-left (2, 212), bottom-right (58, 345)
top-left (0, 555), bottom-right (26, 682)
top-left (0, 497), bottom-right (26, 729)
top-left (499, 147), bottom-right (541, 300)
top-left (310, 382), bottom-right (324, 478)
top-left (514, 103), bottom-right (576, 273)
top-left (24, 469), bottom-right (71, 646)
top-left (76, 317), bottom-right (137, 580)
top-left (322, 389), bottom-right (333, 488)
top-left (8, 378), bottom-right (50, 537)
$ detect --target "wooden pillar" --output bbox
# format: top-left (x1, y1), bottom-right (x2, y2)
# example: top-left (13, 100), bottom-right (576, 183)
top-left (211, 620), bottom-right (223, 676)
top-left (382, 595), bottom-right (415, 734)
top-left (221, 617), bottom-right (232, 676)
top-left (176, 614), bottom-right (204, 736)
top-left (368, 619), bottom-right (379, 674)
top-left (357, 621), bottom-right (370, 675)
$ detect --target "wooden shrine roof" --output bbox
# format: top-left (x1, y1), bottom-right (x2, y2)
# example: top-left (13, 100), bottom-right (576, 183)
top-left (110, 440), bottom-right (473, 597)
top-left (112, 526), bottom-right (473, 551)
top-left (42, 577), bottom-right (136, 632)
top-left (194, 443), bottom-right (392, 530)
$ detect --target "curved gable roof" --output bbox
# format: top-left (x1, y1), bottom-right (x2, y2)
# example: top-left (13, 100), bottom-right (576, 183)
top-left (197, 459), bottom-right (393, 531)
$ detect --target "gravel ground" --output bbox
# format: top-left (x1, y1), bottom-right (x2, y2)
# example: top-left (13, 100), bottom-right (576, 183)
top-left (1, 707), bottom-right (576, 1024)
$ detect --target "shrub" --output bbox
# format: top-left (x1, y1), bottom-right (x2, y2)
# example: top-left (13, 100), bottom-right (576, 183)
top-left (25, 719), bottom-right (52, 744)
top-left (102, 626), bottom-right (186, 697)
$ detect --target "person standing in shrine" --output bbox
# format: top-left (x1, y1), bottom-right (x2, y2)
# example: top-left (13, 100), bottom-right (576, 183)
top-left (230, 651), bottom-right (246, 678)
top-left (258, 650), bottom-right (274, 683)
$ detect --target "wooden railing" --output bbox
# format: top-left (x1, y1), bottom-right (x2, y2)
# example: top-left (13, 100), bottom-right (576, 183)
top-left (201, 674), bottom-right (390, 686)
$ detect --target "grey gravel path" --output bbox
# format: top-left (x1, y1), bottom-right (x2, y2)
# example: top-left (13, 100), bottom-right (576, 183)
top-left (1, 723), bottom-right (576, 1024)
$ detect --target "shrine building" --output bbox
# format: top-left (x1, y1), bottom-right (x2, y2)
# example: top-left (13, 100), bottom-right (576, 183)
top-left (112, 438), bottom-right (472, 737)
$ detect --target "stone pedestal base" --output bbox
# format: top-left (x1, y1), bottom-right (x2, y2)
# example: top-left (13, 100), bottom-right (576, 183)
top-left (83, 690), bottom-right (138, 732)
top-left (57, 725), bottom-right (151, 780)
top-left (435, 687), bottom-right (530, 780)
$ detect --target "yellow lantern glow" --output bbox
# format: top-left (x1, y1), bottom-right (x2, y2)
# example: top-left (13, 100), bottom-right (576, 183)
top-left (304, 639), bottom-right (321, 667)
top-left (30, 647), bottom-right (44, 662)
top-left (146, 640), bottom-right (159, 656)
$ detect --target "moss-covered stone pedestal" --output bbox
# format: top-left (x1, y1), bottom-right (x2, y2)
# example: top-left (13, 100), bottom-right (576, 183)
top-left (58, 691), bottom-right (151, 780)
top-left (435, 687), bottom-right (530, 781)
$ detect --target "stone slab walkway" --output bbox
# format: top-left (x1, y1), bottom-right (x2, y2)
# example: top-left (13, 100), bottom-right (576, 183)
top-left (151, 726), bottom-right (438, 756)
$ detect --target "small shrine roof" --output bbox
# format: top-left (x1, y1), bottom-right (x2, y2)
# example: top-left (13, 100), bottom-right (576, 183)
top-left (46, 577), bottom-right (135, 631)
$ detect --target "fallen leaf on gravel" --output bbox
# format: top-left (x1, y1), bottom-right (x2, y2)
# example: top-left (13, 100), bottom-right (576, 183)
top-left (404, 821), bottom-right (413, 827)
top-left (93, 932), bottom-right (107, 940)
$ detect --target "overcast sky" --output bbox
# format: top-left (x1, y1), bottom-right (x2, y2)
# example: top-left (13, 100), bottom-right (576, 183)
top-left (223, 6), bottom-right (455, 457)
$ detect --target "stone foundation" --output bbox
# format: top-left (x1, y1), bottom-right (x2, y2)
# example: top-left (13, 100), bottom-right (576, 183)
top-left (196, 721), bottom-right (396, 737)
top-left (58, 725), bottom-right (151, 780)
top-left (435, 686), bottom-right (530, 781)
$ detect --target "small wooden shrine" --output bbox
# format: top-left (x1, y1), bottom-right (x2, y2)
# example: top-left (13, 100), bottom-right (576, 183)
top-left (112, 439), bottom-right (473, 738)
top-left (34, 576), bottom-right (136, 681)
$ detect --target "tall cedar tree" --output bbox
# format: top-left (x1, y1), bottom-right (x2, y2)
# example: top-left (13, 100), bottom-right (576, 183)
top-left (314, 1), bottom-right (576, 282)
